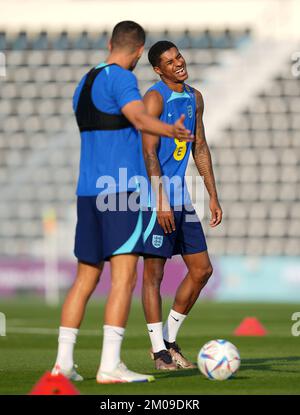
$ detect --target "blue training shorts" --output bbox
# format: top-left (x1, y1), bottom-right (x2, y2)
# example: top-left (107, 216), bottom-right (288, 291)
top-left (142, 205), bottom-right (207, 258)
top-left (74, 193), bottom-right (143, 264)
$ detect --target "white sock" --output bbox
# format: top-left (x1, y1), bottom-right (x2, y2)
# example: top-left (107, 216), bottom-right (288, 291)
top-left (99, 325), bottom-right (125, 373)
top-left (163, 310), bottom-right (187, 343)
top-left (55, 326), bottom-right (78, 371)
top-left (147, 322), bottom-right (166, 353)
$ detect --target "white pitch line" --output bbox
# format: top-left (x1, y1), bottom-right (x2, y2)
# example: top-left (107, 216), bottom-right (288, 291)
top-left (7, 327), bottom-right (100, 336)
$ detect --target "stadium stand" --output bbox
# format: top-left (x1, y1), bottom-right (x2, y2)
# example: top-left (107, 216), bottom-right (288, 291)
top-left (206, 59), bottom-right (300, 256)
top-left (1, 29), bottom-right (299, 258)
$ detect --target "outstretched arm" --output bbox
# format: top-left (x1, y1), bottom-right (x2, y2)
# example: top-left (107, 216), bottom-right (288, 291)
top-left (122, 99), bottom-right (193, 142)
top-left (192, 90), bottom-right (222, 227)
top-left (141, 90), bottom-right (175, 234)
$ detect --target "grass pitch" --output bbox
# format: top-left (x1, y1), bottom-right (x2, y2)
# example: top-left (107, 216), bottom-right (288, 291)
top-left (0, 299), bottom-right (300, 395)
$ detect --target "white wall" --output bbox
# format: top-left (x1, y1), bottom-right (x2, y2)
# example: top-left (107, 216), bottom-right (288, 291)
top-left (0, 0), bottom-right (299, 39)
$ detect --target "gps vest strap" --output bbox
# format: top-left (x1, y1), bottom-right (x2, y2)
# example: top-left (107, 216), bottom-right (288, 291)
top-left (75, 64), bottom-right (133, 132)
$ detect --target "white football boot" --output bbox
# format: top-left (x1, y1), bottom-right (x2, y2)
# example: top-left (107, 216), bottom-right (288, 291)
top-left (51, 363), bottom-right (84, 381)
top-left (96, 362), bottom-right (155, 384)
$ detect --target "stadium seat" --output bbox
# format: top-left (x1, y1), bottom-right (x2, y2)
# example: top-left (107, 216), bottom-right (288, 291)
top-left (7, 50), bottom-right (25, 66)
top-left (11, 31), bottom-right (29, 50)
top-left (259, 150), bottom-right (278, 165)
top-left (226, 201), bottom-right (249, 219)
top-left (92, 31), bottom-right (109, 50)
top-left (258, 183), bottom-right (278, 201)
top-left (46, 50), bottom-right (66, 65)
top-left (272, 131), bottom-right (291, 147)
top-left (283, 238), bottom-right (300, 255)
top-left (240, 184), bottom-right (260, 201)
top-left (244, 238), bottom-right (265, 256)
top-left (208, 237), bottom-right (227, 255)
top-left (72, 31), bottom-right (92, 50)
top-left (31, 31), bottom-right (49, 50)
top-left (263, 238), bottom-right (284, 255)
top-left (52, 31), bottom-right (70, 50)
top-left (267, 220), bottom-right (287, 237)
top-left (278, 183), bottom-right (297, 201)
top-left (239, 166), bottom-right (259, 183)
top-left (226, 220), bottom-right (247, 237)
top-left (290, 204), bottom-right (300, 219)
top-left (248, 202), bottom-right (268, 219)
top-left (225, 237), bottom-right (245, 255)
top-left (260, 166), bottom-right (279, 183)
top-left (0, 31), bottom-right (6, 50)
top-left (1, 84), bottom-right (18, 99)
top-left (270, 202), bottom-right (289, 219)
top-left (145, 30), bottom-right (167, 48)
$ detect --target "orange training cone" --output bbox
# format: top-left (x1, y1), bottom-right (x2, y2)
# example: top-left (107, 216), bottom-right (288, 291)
top-left (234, 317), bottom-right (267, 336)
top-left (29, 372), bottom-right (80, 395)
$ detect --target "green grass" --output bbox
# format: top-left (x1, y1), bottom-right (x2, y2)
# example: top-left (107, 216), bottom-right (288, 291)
top-left (0, 299), bottom-right (300, 395)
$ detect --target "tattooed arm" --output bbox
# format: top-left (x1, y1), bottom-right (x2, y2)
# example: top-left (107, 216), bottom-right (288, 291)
top-left (142, 90), bottom-right (175, 234)
top-left (192, 90), bottom-right (222, 227)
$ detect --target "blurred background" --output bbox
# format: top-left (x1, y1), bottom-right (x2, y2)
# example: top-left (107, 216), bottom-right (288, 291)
top-left (0, 0), bottom-right (299, 305)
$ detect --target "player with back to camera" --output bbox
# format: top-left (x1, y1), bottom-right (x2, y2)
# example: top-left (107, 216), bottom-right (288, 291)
top-left (51, 23), bottom-right (193, 384)
top-left (140, 41), bottom-right (222, 370)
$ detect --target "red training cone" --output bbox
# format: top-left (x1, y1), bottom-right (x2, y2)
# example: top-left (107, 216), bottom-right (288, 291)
top-left (234, 317), bottom-right (267, 336)
top-left (29, 372), bottom-right (80, 395)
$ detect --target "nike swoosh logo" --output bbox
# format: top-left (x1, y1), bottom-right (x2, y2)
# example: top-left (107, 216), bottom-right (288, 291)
top-left (171, 316), bottom-right (179, 322)
top-left (148, 329), bottom-right (154, 333)
top-left (168, 113), bottom-right (173, 117)
top-left (113, 330), bottom-right (124, 337)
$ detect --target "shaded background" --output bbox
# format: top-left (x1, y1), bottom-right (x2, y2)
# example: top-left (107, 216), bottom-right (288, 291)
top-left (0, 0), bottom-right (299, 304)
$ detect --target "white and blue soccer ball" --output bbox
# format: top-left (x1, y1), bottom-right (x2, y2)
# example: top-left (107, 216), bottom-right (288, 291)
top-left (197, 339), bottom-right (241, 380)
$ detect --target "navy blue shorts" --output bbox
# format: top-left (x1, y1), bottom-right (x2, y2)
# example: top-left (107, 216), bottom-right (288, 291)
top-left (142, 205), bottom-right (207, 258)
top-left (74, 193), bottom-right (143, 265)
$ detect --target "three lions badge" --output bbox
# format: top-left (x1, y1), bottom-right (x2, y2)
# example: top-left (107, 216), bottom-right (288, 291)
top-left (152, 235), bottom-right (163, 248)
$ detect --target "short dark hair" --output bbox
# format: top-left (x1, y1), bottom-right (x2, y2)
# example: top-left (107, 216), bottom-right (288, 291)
top-left (148, 41), bottom-right (177, 67)
top-left (111, 21), bottom-right (145, 51)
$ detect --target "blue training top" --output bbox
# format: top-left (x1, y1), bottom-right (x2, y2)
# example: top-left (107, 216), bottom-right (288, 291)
top-left (139, 80), bottom-right (197, 207)
top-left (73, 63), bottom-right (142, 196)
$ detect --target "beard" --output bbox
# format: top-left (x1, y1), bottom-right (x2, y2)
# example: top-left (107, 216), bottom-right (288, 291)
top-left (129, 56), bottom-right (141, 72)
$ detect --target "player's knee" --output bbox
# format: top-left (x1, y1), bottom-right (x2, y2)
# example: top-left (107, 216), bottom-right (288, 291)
top-left (91, 274), bottom-right (101, 288)
top-left (143, 266), bottom-right (164, 289)
top-left (111, 272), bottom-right (137, 292)
top-left (75, 273), bottom-right (100, 293)
top-left (190, 264), bottom-right (213, 285)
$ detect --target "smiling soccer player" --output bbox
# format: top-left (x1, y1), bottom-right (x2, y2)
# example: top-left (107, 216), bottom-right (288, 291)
top-left (141, 41), bottom-right (222, 370)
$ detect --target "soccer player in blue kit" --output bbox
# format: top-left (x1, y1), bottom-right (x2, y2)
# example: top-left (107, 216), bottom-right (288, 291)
top-left (51, 24), bottom-right (193, 383)
top-left (141, 41), bottom-right (222, 370)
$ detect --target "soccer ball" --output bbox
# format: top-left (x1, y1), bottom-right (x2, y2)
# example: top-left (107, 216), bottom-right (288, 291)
top-left (197, 339), bottom-right (240, 380)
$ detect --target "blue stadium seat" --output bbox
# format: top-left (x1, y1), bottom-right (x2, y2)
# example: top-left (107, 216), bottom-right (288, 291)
top-left (0, 31), bottom-right (6, 50)
top-left (73, 31), bottom-right (92, 49)
top-left (165, 30), bottom-right (191, 49)
top-left (189, 30), bottom-right (211, 49)
top-left (11, 31), bottom-right (29, 50)
top-left (32, 31), bottom-right (49, 50)
top-left (92, 31), bottom-right (109, 49)
top-left (145, 31), bottom-right (167, 48)
top-left (52, 31), bottom-right (70, 50)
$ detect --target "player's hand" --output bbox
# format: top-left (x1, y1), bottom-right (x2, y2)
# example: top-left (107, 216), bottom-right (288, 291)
top-left (209, 197), bottom-right (222, 227)
top-left (172, 114), bottom-right (194, 142)
top-left (157, 200), bottom-right (176, 234)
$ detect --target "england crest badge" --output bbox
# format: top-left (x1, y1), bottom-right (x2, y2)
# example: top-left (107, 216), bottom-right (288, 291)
top-left (187, 105), bottom-right (193, 118)
top-left (152, 235), bottom-right (163, 248)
